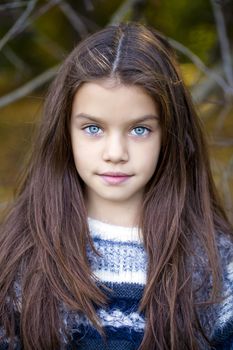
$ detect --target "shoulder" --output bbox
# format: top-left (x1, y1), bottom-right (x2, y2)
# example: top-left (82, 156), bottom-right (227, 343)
top-left (210, 231), bottom-right (233, 348)
top-left (193, 230), bottom-right (233, 346)
top-left (211, 319), bottom-right (233, 350)
top-left (216, 231), bottom-right (233, 318)
top-left (0, 326), bottom-right (21, 350)
top-left (216, 231), bottom-right (233, 302)
top-left (217, 231), bottom-right (233, 264)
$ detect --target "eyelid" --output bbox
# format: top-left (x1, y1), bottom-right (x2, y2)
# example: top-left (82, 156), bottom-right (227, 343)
top-left (132, 124), bottom-right (152, 130)
top-left (82, 123), bottom-right (101, 128)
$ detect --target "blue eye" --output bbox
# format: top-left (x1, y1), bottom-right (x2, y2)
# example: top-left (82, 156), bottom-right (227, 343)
top-left (84, 125), bottom-right (102, 135)
top-left (131, 126), bottom-right (150, 136)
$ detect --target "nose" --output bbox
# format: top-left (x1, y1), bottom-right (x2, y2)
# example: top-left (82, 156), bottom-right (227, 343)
top-left (102, 132), bottom-right (129, 163)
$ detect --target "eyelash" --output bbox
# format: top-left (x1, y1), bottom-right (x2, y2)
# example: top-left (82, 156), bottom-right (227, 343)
top-left (82, 125), bottom-right (152, 137)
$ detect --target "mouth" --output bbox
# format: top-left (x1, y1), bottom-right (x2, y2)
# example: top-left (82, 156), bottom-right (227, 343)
top-left (98, 172), bottom-right (133, 185)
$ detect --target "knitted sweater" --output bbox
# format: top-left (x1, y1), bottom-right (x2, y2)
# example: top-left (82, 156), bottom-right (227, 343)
top-left (65, 217), bottom-right (147, 350)
top-left (0, 218), bottom-right (233, 349)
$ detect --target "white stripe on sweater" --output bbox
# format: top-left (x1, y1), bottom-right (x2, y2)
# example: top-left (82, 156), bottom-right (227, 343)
top-left (88, 217), bottom-right (142, 243)
top-left (93, 269), bottom-right (146, 284)
top-left (71, 308), bottom-right (145, 332)
top-left (97, 308), bottom-right (145, 330)
top-left (217, 261), bottom-right (233, 327)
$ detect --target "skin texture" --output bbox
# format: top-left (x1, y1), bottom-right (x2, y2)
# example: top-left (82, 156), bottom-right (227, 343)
top-left (70, 79), bottom-right (161, 226)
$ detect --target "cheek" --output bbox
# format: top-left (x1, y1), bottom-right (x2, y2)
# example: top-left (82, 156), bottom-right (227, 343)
top-left (143, 157), bottom-right (159, 178)
top-left (71, 141), bottom-right (85, 166)
top-left (72, 140), bottom-right (98, 170)
top-left (134, 138), bottom-right (161, 170)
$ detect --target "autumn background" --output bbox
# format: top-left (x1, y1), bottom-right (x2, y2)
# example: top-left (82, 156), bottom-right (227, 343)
top-left (0, 0), bottom-right (233, 222)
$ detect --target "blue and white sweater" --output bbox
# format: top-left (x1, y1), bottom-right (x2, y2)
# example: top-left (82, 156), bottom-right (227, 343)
top-left (0, 218), bottom-right (233, 349)
top-left (64, 218), bottom-right (147, 350)
top-left (64, 218), bottom-right (233, 349)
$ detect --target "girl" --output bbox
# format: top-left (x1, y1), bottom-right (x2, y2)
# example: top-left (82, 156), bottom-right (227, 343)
top-left (0, 22), bottom-right (233, 350)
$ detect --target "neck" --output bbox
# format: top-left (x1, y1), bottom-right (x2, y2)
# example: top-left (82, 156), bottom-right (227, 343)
top-left (86, 195), bottom-right (142, 227)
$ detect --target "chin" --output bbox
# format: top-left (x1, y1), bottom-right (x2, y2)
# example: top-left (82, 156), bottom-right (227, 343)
top-left (98, 192), bottom-right (132, 202)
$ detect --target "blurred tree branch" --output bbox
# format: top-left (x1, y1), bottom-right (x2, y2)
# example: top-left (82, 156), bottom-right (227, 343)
top-left (0, 0), bottom-right (38, 51)
top-left (110, 0), bottom-right (139, 24)
top-left (0, 0), bottom-right (232, 111)
top-left (0, 65), bottom-right (59, 108)
top-left (0, 0), bottom-right (62, 50)
top-left (210, 0), bottom-right (233, 89)
top-left (209, 0), bottom-right (233, 137)
top-left (3, 46), bottom-right (28, 73)
top-left (0, 0), bottom-right (142, 108)
top-left (59, 1), bottom-right (89, 38)
top-left (168, 37), bottom-right (232, 96)
top-left (0, 1), bottom-right (29, 11)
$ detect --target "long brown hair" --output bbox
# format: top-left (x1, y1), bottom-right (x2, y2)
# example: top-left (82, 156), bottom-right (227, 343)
top-left (0, 22), bottom-right (232, 350)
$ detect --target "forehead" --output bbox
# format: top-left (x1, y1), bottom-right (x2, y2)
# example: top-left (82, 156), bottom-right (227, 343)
top-left (71, 79), bottom-right (159, 123)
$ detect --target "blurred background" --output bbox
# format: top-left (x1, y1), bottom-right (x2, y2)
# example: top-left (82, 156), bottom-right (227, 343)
top-left (0, 0), bottom-right (233, 222)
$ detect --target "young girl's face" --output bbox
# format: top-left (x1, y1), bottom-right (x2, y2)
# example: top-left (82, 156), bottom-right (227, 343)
top-left (70, 79), bottom-right (161, 212)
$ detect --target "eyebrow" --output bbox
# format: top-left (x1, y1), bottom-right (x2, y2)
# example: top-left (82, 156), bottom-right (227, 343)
top-left (74, 113), bottom-right (159, 123)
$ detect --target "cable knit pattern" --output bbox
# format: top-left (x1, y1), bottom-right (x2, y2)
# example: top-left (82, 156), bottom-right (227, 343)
top-left (86, 219), bottom-right (147, 284)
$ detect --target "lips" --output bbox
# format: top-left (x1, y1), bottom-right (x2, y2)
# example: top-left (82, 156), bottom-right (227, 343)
top-left (100, 172), bottom-right (131, 177)
top-left (98, 172), bottom-right (133, 185)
